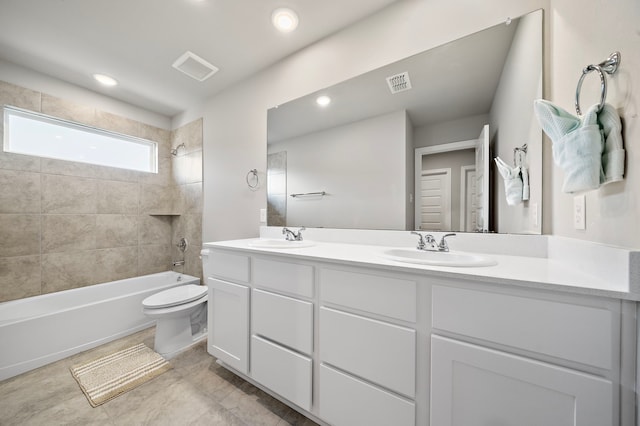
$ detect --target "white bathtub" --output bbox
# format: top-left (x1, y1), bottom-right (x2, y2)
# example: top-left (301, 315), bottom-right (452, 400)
top-left (0, 271), bottom-right (199, 381)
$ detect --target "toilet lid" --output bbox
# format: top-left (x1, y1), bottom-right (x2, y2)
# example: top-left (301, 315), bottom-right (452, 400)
top-left (142, 284), bottom-right (207, 309)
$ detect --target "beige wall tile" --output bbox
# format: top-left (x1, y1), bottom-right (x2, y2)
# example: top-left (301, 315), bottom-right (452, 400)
top-left (139, 156), bottom-right (172, 187)
top-left (42, 251), bottom-right (97, 293)
top-left (40, 158), bottom-right (97, 179)
top-left (138, 244), bottom-right (171, 275)
top-left (0, 170), bottom-right (41, 213)
top-left (94, 247), bottom-right (138, 283)
top-left (139, 123), bottom-right (171, 159)
top-left (171, 118), bottom-right (202, 154)
top-left (179, 182), bottom-right (203, 214)
top-left (97, 180), bottom-right (139, 214)
top-left (184, 150), bottom-right (202, 184)
top-left (95, 110), bottom-right (140, 136)
top-left (0, 151), bottom-right (41, 173)
top-left (139, 184), bottom-right (175, 214)
top-left (42, 174), bottom-right (97, 214)
top-left (41, 94), bottom-right (96, 125)
top-left (0, 80), bottom-right (41, 111)
top-left (96, 215), bottom-right (138, 248)
top-left (0, 214), bottom-right (40, 257)
top-left (139, 215), bottom-right (172, 245)
top-left (93, 165), bottom-right (140, 183)
top-left (42, 214), bottom-right (96, 253)
top-left (0, 255), bottom-right (41, 302)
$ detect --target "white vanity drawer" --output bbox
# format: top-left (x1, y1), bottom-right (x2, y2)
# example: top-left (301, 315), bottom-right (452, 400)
top-left (319, 306), bottom-right (416, 398)
top-left (251, 335), bottom-right (312, 411)
top-left (253, 258), bottom-right (314, 298)
top-left (320, 268), bottom-right (417, 322)
top-left (252, 289), bottom-right (313, 355)
top-left (203, 250), bottom-right (250, 283)
top-left (319, 364), bottom-right (415, 426)
top-left (432, 285), bottom-right (615, 369)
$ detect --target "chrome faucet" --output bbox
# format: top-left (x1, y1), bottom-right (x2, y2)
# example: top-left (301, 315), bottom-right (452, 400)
top-left (411, 231), bottom-right (455, 252)
top-left (437, 233), bottom-right (456, 252)
top-left (282, 226), bottom-right (306, 241)
top-left (411, 231), bottom-right (437, 251)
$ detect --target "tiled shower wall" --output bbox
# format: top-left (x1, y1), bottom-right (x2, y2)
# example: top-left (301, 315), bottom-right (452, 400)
top-left (0, 80), bottom-right (203, 303)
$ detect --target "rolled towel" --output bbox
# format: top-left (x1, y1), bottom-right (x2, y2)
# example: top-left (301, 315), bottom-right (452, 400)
top-left (534, 100), bottom-right (603, 193)
top-left (597, 104), bottom-right (625, 184)
top-left (495, 156), bottom-right (523, 206)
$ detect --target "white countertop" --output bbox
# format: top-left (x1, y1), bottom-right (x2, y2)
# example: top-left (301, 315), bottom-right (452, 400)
top-left (204, 237), bottom-right (640, 301)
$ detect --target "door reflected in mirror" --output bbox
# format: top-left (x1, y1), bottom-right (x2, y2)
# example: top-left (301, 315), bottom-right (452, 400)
top-left (267, 9), bottom-right (542, 234)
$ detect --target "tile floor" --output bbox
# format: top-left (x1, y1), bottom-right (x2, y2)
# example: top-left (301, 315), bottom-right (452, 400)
top-left (0, 328), bottom-right (320, 426)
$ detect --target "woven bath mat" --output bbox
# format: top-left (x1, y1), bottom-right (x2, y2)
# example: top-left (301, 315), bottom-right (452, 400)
top-left (70, 343), bottom-right (171, 407)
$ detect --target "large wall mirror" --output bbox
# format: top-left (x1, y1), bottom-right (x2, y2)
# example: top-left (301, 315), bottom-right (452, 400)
top-left (267, 9), bottom-right (542, 234)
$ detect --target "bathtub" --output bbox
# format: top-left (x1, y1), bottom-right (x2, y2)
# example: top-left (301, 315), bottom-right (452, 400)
top-left (0, 271), bottom-right (199, 381)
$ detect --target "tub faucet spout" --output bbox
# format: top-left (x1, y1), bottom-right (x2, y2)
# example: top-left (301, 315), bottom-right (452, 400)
top-left (173, 260), bottom-right (185, 267)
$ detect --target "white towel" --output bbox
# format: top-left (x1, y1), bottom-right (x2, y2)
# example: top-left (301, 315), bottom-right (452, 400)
top-left (494, 157), bottom-right (523, 205)
top-left (534, 100), bottom-right (602, 193)
top-left (598, 104), bottom-right (625, 184)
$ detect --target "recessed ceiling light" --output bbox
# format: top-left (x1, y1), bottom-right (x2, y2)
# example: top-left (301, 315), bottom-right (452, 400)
top-left (316, 95), bottom-right (331, 107)
top-left (272, 8), bottom-right (298, 33)
top-left (93, 74), bottom-right (118, 86)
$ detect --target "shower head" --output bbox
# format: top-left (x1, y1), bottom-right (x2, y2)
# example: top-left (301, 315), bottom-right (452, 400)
top-left (171, 143), bottom-right (186, 156)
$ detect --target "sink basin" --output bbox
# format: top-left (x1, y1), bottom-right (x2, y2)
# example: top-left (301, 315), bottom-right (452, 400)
top-left (383, 248), bottom-right (497, 267)
top-left (248, 239), bottom-right (316, 249)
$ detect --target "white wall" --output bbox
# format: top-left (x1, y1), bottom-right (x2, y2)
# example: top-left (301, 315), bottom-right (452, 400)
top-left (196, 0), bottom-right (548, 243)
top-left (490, 10), bottom-right (543, 235)
top-left (269, 110), bottom-right (409, 230)
top-left (548, 0), bottom-right (639, 248)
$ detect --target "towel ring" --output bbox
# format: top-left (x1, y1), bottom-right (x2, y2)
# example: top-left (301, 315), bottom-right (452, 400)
top-left (246, 169), bottom-right (259, 189)
top-left (575, 51), bottom-right (621, 116)
top-left (575, 64), bottom-right (607, 116)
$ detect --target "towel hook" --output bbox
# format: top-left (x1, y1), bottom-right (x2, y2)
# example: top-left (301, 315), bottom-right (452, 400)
top-left (575, 51), bottom-right (621, 116)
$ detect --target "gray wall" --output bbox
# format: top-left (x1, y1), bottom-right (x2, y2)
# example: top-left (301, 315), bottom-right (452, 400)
top-left (0, 80), bottom-right (203, 302)
top-left (268, 110), bottom-right (410, 230)
top-left (490, 11), bottom-right (543, 234)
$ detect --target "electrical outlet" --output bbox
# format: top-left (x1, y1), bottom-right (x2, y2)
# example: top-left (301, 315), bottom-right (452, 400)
top-left (531, 203), bottom-right (539, 228)
top-left (259, 208), bottom-right (267, 223)
top-left (573, 195), bottom-right (586, 230)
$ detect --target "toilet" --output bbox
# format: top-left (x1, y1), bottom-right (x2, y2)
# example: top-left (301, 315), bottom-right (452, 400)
top-left (142, 284), bottom-right (208, 359)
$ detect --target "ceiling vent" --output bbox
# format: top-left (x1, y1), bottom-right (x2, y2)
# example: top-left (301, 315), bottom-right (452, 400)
top-left (386, 71), bottom-right (412, 94)
top-left (172, 51), bottom-right (219, 82)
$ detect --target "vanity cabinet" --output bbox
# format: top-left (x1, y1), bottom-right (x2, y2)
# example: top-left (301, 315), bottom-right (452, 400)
top-left (203, 243), bottom-right (636, 426)
top-left (430, 284), bottom-right (621, 426)
top-left (207, 278), bottom-right (250, 374)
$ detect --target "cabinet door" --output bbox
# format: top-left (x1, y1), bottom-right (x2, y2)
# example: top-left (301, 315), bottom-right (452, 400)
top-left (253, 289), bottom-right (313, 355)
top-left (319, 364), bottom-right (415, 426)
top-left (431, 335), bottom-right (614, 426)
top-left (319, 307), bottom-right (416, 398)
top-left (207, 278), bottom-right (250, 374)
top-left (251, 336), bottom-right (312, 411)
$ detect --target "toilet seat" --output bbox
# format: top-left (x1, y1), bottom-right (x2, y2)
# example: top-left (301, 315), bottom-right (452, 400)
top-left (142, 284), bottom-right (207, 309)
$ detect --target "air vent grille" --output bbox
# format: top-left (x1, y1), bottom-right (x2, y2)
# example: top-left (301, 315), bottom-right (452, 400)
top-left (172, 51), bottom-right (219, 82)
top-left (386, 72), bottom-right (412, 94)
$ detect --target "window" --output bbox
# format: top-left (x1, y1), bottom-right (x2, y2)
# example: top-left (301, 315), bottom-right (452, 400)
top-left (3, 106), bottom-right (158, 173)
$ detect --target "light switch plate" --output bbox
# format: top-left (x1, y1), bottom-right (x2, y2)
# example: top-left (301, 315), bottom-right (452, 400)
top-left (259, 208), bottom-right (267, 223)
top-left (573, 195), bottom-right (586, 230)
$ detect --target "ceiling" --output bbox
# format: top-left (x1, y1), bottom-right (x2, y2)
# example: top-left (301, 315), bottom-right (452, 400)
top-left (0, 0), bottom-right (403, 118)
